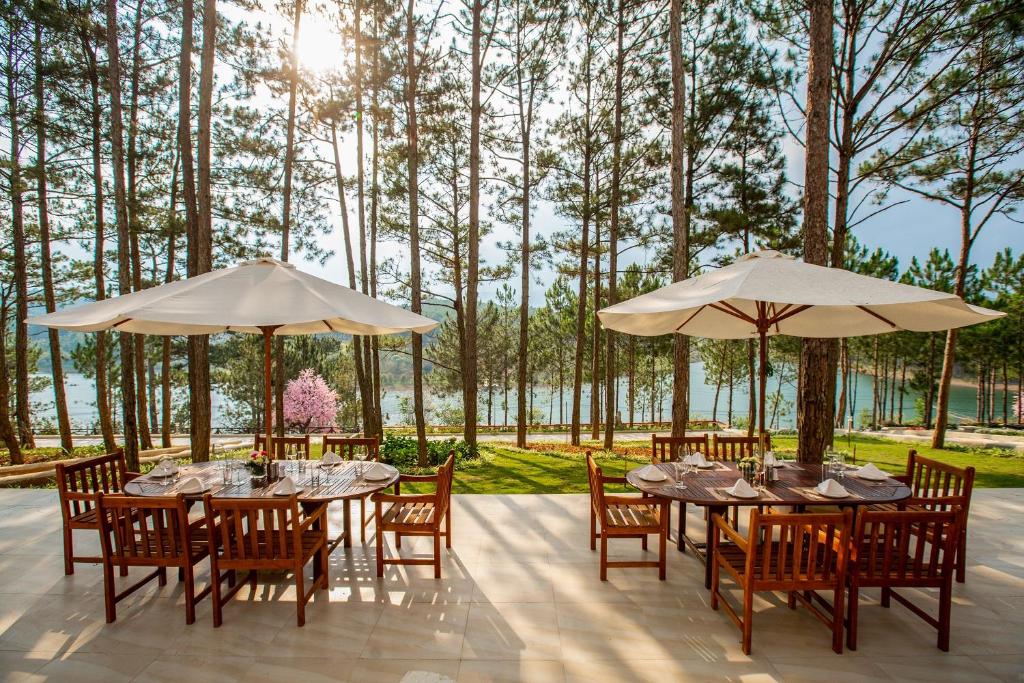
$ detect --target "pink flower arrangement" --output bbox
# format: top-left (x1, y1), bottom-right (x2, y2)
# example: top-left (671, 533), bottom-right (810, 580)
top-left (283, 369), bottom-right (340, 433)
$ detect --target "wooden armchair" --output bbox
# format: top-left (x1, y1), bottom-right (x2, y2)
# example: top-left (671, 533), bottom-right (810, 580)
top-left (56, 449), bottom-right (140, 575)
top-left (711, 433), bottom-right (770, 462)
top-left (587, 452), bottom-right (668, 581)
top-left (254, 434), bottom-right (311, 460)
top-left (372, 453), bottom-right (454, 579)
top-left (651, 433), bottom-right (709, 463)
top-left (96, 492), bottom-right (231, 624)
top-left (846, 507), bottom-right (962, 651)
top-left (895, 450), bottom-right (974, 583)
top-left (710, 508), bottom-right (852, 655)
top-left (323, 435), bottom-right (380, 543)
top-left (202, 494), bottom-right (328, 627)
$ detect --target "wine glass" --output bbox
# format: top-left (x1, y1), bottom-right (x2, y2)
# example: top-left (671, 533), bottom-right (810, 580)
top-left (354, 447), bottom-right (368, 479)
top-left (675, 461), bottom-right (691, 490)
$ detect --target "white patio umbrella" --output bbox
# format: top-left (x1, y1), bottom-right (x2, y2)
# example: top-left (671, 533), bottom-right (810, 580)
top-left (27, 257), bottom-right (438, 450)
top-left (597, 250), bottom-right (1004, 435)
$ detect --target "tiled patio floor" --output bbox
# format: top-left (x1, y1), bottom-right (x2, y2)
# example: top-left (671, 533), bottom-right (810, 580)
top-left (0, 488), bottom-right (1022, 682)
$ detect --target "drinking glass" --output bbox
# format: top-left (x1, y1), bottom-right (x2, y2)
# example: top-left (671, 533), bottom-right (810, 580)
top-left (675, 461), bottom-right (690, 490)
top-left (354, 450), bottom-right (368, 479)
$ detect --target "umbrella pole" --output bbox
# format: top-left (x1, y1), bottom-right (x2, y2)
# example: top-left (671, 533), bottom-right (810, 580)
top-left (758, 327), bottom-right (767, 437)
top-left (262, 327), bottom-right (273, 456)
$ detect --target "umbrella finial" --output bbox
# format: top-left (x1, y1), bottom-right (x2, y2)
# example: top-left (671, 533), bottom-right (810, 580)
top-left (738, 249), bottom-right (793, 261)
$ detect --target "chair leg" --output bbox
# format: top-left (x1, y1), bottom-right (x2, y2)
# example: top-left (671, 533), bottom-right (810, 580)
top-left (710, 558), bottom-right (720, 611)
top-left (396, 532), bottom-right (402, 549)
top-left (600, 534), bottom-right (608, 581)
top-left (956, 530), bottom-right (966, 583)
top-left (375, 503), bottom-right (385, 578)
top-left (184, 565), bottom-right (197, 625)
top-left (741, 587), bottom-right (754, 655)
top-left (938, 579), bottom-right (952, 651)
top-left (658, 521), bottom-right (667, 581)
top-left (846, 585), bottom-right (859, 651)
top-left (62, 525), bottom-right (74, 576)
top-left (832, 585), bottom-right (845, 655)
top-left (210, 560), bottom-right (224, 628)
top-left (295, 571), bottom-right (305, 627)
top-left (445, 509), bottom-right (452, 549)
top-left (677, 502), bottom-right (687, 552)
top-left (881, 586), bottom-right (891, 608)
top-left (787, 590), bottom-right (797, 609)
top-left (102, 557), bottom-right (116, 624)
top-left (158, 567), bottom-right (168, 587)
top-left (641, 533), bottom-right (648, 551)
top-left (320, 545), bottom-right (329, 589)
top-left (589, 509), bottom-right (596, 551)
top-left (360, 498), bottom-right (367, 544)
top-left (433, 530), bottom-right (442, 579)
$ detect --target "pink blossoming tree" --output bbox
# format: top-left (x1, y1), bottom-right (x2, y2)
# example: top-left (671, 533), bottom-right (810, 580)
top-left (283, 369), bottom-right (340, 433)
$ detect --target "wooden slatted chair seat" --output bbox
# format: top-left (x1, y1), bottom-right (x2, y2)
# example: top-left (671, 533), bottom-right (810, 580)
top-left (382, 501), bottom-right (436, 527)
top-left (716, 542), bottom-right (836, 582)
top-left (604, 503), bottom-right (660, 528)
top-left (373, 453), bottom-right (454, 579)
top-left (69, 507), bottom-right (100, 527)
top-left (219, 529), bottom-right (324, 564)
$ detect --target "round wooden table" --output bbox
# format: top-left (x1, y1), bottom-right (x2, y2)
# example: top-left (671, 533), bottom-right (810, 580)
top-left (626, 460), bottom-right (912, 588)
top-left (125, 459), bottom-right (399, 551)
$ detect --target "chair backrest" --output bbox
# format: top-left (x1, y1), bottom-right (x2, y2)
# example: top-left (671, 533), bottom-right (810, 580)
top-left (254, 434), bottom-right (312, 460)
top-left (433, 454), bottom-right (456, 520)
top-left (586, 452), bottom-right (604, 513)
top-left (56, 450), bottom-right (129, 519)
top-left (203, 494), bottom-right (302, 569)
top-left (322, 435), bottom-right (379, 462)
top-left (904, 450), bottom-right (975, 515)
top-left (744, 508), bottom-right (852, 589)
top-left (851, 507), bottom-right (961, 583)
top-left (651, 434), bottom-right (710, 463)
top-left (711, 434), bottom-right (771, 462)
top-left (97, 492), bottom-right (193, 567)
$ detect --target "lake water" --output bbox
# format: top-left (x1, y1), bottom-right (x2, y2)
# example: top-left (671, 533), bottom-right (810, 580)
top-left (31, 362), bottom-right (997, 433)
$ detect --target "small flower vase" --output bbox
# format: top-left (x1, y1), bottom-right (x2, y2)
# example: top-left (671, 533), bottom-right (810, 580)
top-left (739, 460), bottom-right (757, 484)
top-left (246, 453), bottom-right (269, 486)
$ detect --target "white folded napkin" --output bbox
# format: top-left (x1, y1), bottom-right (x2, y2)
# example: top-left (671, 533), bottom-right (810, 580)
top-left (638, 464), bottom-right (666, 481)
top-left (322, 452), bottom-right (342, 465)
top-left (683, 452), bottom-right (709, 467)
top-left (817, 478), bottom-right (849, 497)
top-left (274, 476), bottom-right (296, 495)
top-left (854, 462), bottom-right (889, 480)
top-left (726, 478), bottom-right (758, 498)
top-left (364, 462), bottom-right (390, 480)
top-left (178, 477), bottom-right (204, 494)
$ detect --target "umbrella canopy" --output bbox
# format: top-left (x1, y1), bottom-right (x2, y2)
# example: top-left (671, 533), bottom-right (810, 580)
top-left (28, 257), bottom-right (438, 450)
top-left (27, 257), bottom-right (438, 336)
top-left (598, 250), bottom-right (1004, 434)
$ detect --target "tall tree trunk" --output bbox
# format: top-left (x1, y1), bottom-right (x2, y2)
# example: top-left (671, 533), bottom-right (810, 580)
top-left (6, 21), bottom-right (33, 451)
top-left (796, 0), bottom-right (835, 463)
top-left (570, 148), bottom-right (591, 446)
top-left (127, 0), bottom-right (152, 450)
top-left (33, 21), bottom-right (72, 453)
top-left (898, 358), bottom-right (907, 424)
top-left (369, 2), bottom-right (383, 434)
top-left (275, 0), bottom-right (303, 437)
top-left (836, 338), bottom-right (849, 426)
top-left (515, 117), bottom-right (530, 447)
top-left (80, 23), bottom-right (117, 451)
top-left (466, 0), bottom-right (482, 449)
top-left (590, 174), bottom-right (601, 442)
top-left (161, 144), bottom-right (180, 448)
top-left (189, 0), bottom-right (215, 461)
top-left (603, 0), bottom-right (624, 449)
top-left (406, 0), bottom-right (427, 465)
top-left (0, 298), bottom-right (21, 459)
top-left (104, 0), bottom-right (140, 468)
top-left (669, 0), bottom-right (688, 438)
top-left (627, 337), bottom-right (635, 427)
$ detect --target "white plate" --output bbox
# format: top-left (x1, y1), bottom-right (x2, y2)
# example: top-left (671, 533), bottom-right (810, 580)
top-left (725, 488), bottom-right (759, 499)
top-left (363, 471), bottom-right (392, 481)
top-left (273, 486), bottom-right (304, 496)
top-left (639, 470), bottom-right (667, 482)
top-left (179, 483), bottom-right (212, 494)
top-left (695, 462), bottom-right (716, 469)
top-left (852, 471), bottom-right (889, 481)
top-left (816, 487), bottom-right (849, 499)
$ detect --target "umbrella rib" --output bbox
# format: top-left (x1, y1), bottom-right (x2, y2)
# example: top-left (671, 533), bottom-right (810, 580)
top-left (709, 301), bottom-right (758, 326)
top-left (857, 305), bottom-right (898, 329)
top-left (674, 305), bottom-right (707, 332)
top-left (768, 304), bottom-right (812, 327)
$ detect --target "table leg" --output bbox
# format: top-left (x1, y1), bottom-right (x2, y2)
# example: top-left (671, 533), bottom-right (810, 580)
top-left (677, 501), bottom-right (687, 553)
top-left (343, 500), bottom-right (352, 549)
top-left (705, 504), bottom-right (725, 590)
top-left (301, 502), bottom-right (326, 583)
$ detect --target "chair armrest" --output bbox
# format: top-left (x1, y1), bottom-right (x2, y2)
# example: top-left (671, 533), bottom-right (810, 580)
top-left (712, 512), bottom-right (748, 552)
top-left (61, 491), bottom-right (99, 502)
top-left (905, 495), bottom-right (965, 508)
top-left (892, 474), bottom-right (911, 484)
top-left (400, 473), bottom-right (439, 482)
top-left (371, 493), bottom-right (435, 504)
top-left (298, 503), bottom-right (328, 532)
top-left (601, 476), bottom-right (628, 485)
top-left (603, 495), bottom-right (657, 506)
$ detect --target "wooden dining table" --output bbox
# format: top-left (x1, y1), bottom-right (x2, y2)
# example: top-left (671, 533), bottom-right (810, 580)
top-left (124, 459), bottom-right (400, 552)
top-left (626, 460), bottom-right (912, 589)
